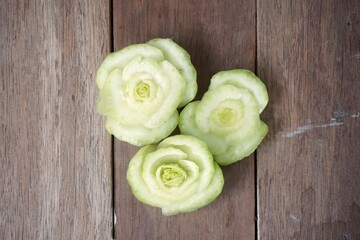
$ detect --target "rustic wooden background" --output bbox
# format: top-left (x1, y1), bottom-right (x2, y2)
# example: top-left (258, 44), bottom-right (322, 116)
top-left (1, 0), bottom-right (359, 239)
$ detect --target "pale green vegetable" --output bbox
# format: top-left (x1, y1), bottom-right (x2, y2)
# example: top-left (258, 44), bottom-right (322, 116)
top-left (209, 69), bottom-right (268, 113)
top-left (96, 44), bottom-right (164, 90)
top-left (147, 38), bottom-right (197, 107)
top-left (105, 112), bottom-right (179, 147)
top-left (178, 101), bottom-right (227, 156)
top-left (126, 135), bottom-right (224, 216)
top-left (179, 69), bottom-right (268, 166)
top-left (96, 38), bottom-right (197, 146)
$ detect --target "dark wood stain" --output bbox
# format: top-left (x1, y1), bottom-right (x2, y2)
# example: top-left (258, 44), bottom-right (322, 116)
top-left (113, 0), bottom-right (255, 239)
top-left (113, 0), bottom-right (256, 239)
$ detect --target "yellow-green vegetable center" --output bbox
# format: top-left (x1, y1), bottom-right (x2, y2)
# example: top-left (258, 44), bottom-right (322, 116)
top-left (219, 108), bottom-right (234, 124)
top-left (134, 81), bottom-right (150, 101)
top-left (210, 100), bottom-right (245, 129)
top-left (159, 163), bottom-right (187, 187)
top-left (212, 107), bottom-right (238, 127)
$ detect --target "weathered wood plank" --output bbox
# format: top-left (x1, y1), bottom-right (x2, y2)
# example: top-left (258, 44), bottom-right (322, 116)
top-left (0, 1), bottom-right (113, 239)
top-left (257, 0), bottom-right (360, 239)
top-left (113, 0), bottom-right (256, 239)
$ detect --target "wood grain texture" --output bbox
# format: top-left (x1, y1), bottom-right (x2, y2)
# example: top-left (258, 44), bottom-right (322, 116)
top-left (113, 0), bottom-right (256, 239)
top-left (257, 0), bottom-right (360, 239)
top-left (0, 1), bottom-right (113, 239)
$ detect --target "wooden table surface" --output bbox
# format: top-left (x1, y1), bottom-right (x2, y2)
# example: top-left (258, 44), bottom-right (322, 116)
top-left (1, 0), bottom-right (359, 239)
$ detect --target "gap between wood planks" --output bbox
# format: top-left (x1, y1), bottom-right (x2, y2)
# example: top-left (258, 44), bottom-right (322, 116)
top-left (255, 0), bottom-right (259, 239)
top-left (109, 0), bottom-right (115, 239)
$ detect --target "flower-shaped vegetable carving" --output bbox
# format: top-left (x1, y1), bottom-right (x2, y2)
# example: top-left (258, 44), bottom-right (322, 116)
top-left (96, 38), bottom-right (197, 146)
top-left (126, 135), bottom-right (224, 216)
top-left (179, 69), bottom-right (268, 166)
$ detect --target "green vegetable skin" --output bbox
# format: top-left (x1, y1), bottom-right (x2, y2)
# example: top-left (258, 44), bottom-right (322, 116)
top-left (126, 135), bottom-right (224, 216)
top-left (96, 39), bottom-right (197, 146)
top-left (179, 69), bottom-right (269, 166)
